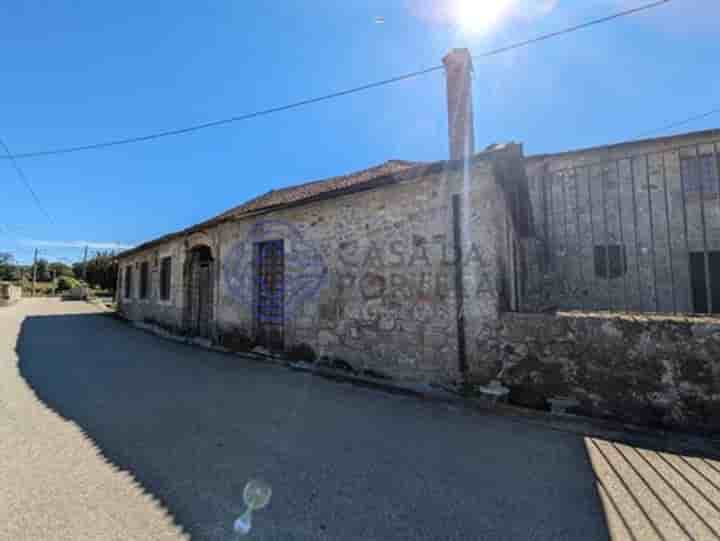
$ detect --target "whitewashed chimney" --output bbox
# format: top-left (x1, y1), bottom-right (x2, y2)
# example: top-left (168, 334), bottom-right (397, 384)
top-left (443, 48), bottom-right (475, 161)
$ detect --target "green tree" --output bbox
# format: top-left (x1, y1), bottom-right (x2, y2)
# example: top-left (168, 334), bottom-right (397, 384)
top-left (0, 252), bottom-right (18, 281)
top-left (56, 275), bottom-right (81, 292)
top-left (84, 251), bottom-right (118, 292)
top-left (35, 258), bottom-right (50, 282)
top-left (48, 261), bottom-right (74, 278)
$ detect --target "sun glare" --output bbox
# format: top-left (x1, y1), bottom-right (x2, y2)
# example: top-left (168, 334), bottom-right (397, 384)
top-left (453, 0), bottom-right (516, 34)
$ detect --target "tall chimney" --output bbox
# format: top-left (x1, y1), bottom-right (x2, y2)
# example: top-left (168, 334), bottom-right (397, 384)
top-left (443, 48), bottom-right (475, 161)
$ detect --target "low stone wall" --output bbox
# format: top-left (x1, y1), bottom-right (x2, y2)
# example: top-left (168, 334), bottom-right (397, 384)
top-left (0, 283), bottom-right (22, 306)
top-left (479, 312), bottom-right (720, 433)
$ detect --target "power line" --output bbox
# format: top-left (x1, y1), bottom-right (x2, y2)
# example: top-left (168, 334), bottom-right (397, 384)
top-left (0, 137), bottom-right (53, 223)
top-left (3, 65), bottom-right (445, 161)
top-left (43, 254), bottom-right (78, 263)
top-left (635, 107), bottom-right (720, 138)
top-left (474, 0), bottom-right (671, 59)
top-left (1, 0), bottom-right (671, 161)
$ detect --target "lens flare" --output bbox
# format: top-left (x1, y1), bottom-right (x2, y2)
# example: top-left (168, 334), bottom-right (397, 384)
top-left (452, 0), bottom-right (516, 34)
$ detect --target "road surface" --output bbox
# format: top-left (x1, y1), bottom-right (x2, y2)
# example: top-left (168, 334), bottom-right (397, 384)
top-left (1, 299), bottom-right (718, 540)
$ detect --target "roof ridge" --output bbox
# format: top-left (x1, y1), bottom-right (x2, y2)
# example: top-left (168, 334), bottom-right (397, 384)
top-left (526, 127), bottom-right (720, 161)
top-left (116, 146), bottom-right (522, 258)
top-left (216, 159), bottom-right (422, 220)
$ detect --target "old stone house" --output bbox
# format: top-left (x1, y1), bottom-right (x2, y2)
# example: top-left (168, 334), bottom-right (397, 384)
top-left (117, 149), bottom-right (530, 381)
top-left (117, 49), bottom-right (530, 382)
top-left (117, 49), bottom-right (720, 430)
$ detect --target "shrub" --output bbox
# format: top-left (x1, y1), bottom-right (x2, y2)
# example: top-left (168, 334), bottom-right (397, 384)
top-left (57, 276), bottom-right (82, 292)
top-left (286, 343), bottom-right (317, 363)
top-left (221, 330), bottom-right (255, 353)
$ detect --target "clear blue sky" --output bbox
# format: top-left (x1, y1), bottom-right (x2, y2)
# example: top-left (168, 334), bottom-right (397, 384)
top-left (0, 0), bottom-right (717, 264)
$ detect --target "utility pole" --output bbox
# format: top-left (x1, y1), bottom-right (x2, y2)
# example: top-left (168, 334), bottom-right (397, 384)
top-left (31, 248), bottom-right (38, 297)
top-left (82, 245), bottom-right (89, 282)
top-left (50, 269), bottom-right (56, 297)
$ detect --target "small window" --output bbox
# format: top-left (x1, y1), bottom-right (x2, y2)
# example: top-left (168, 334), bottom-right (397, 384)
top-left (594, 245), bottom-right (627, 279)
top-left (689, 252), bottom-right (720, 314)
top-left (124, 266), bottom-right (133, 298)
top-left (681, 155), bottom-right (719, 195)
top-left (139, 261), bottom-right (149, 299)
top-left (160, 256), bottom-right (172, 300)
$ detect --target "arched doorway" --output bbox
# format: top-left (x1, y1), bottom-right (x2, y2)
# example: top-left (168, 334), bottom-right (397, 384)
top-left (183, 245), bottom-right (214, 338)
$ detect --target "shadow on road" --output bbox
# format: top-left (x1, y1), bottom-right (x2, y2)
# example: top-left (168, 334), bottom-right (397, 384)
top-left (15, 312), bottom-right (621, 540)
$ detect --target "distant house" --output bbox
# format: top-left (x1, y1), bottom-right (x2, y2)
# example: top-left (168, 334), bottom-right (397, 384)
top-left (0, 282), bottom-right (22, 306)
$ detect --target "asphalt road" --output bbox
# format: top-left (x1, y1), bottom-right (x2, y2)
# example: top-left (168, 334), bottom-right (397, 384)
top-left (1, 299), bottom-right (718, 540)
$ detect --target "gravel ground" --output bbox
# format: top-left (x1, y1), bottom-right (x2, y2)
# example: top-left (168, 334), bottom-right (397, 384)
top-left (2, 299), bottom-right (718, 540)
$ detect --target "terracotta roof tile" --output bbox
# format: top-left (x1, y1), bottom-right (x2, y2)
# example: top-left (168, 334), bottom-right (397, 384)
top-left (118, 146), bottom-right (522, 258)
top-left (216, 160), bottom-right (421, 219)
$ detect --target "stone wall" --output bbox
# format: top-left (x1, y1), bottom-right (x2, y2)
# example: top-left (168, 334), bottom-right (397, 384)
top-left (212, 159), bottom-right (511, 381)
top-left (524, 129), bottom-right (720, 314)
top-left (118, 151), bottom-right (522, 382)
top-left (0, 283), bottom-right (22, 306)
top-left (480, 312), bottom-right (720, 433)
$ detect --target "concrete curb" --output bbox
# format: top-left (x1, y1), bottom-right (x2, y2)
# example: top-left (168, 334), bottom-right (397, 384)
top-left (288, 362), bottom-right (719, 456)
top-left (120, 313), bottom-right (720, 458)
top-left (288, 362), bottom-right (441, 400)
top-left (290, 358), bottom-right (714, 455)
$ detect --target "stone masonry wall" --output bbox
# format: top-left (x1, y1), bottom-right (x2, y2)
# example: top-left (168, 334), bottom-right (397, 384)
top-left (480, 312), bottom-right (720, 433)
top-left (214, 160), bottom-right (508, 381)
top-left (524, 130), bottom-right (720, 314)
top-left (117, 156), bottom-right (517, 382)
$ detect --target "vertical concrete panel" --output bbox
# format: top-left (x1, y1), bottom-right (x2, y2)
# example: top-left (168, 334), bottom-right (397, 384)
top-left (647, 153), bottom-right (671, 311)
top-left (663, 151), bottom-right (692, 312)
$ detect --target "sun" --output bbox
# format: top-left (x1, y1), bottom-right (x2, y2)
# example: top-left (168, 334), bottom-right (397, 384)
top-left (452, 0), bottom-right (516, 34)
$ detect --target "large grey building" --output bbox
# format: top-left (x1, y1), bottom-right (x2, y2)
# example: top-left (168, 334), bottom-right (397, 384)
top-left (524, 128), bottom-right (720, 315)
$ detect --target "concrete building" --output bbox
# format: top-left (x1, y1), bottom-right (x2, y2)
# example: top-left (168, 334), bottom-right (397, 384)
top-left (117, 49), bottom-right (529, 382)
top-left (524, 128), bottom-right (720, 314)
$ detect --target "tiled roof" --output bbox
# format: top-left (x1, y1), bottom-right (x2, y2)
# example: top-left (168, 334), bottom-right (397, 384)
top-left (117, 159), bottom-right (426, 257)
top-left (215, 160), bottom-right (421, 219)
top-left (116, 143), bottom-right (534, 258)
top-left (117, 145), bottom-right (533, 258)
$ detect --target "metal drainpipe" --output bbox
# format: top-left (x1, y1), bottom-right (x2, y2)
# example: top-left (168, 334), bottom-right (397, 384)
top-left (452, 193), bottom-right (467, 377)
